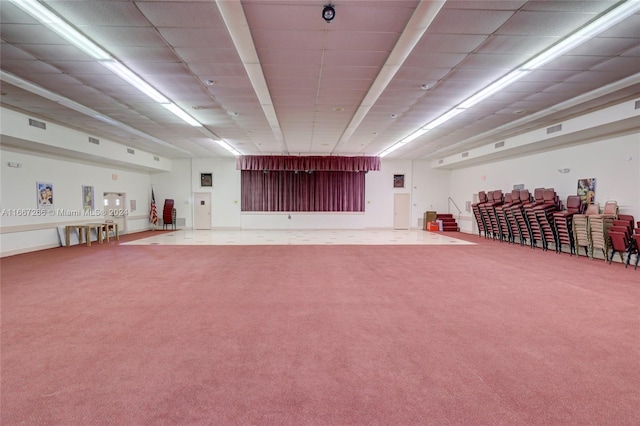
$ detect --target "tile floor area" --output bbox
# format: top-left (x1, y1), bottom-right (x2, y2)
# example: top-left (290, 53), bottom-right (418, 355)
top-left (123, 229), bottom-right (476, 246)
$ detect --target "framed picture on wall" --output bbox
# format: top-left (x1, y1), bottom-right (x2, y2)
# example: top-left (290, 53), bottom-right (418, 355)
top-left (201, 173), bottom-right (213, 187)
top-left (36, 182), bottom-right (54, 209)
top-left (393, 174), bottom-right (405, 188)
top-left (82, 185), bottom-right (94, 210)
top-left (577, 178), bottom-right (596, 204)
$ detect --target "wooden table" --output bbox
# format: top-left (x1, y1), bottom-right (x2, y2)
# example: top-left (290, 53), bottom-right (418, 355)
top-left (65, 224), bottom-right (92, 247)
top-left (85, 223), bottom-right (107, 245)
top-left (104, 222), bottom-right (119, 241)
top-left (65, 223), bottom-right (114, 247)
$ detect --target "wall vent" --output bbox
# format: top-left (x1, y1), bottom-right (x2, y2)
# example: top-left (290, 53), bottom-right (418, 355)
top-left (438, 159), bottom-right (444, 164)
top-left (127, 148), bottom-right (135, 155)
top-left (153, 156), bottom-right (160, 162)
top-left (88, 137), bottom-right (100, 145)
top-left (494, 141), bottom-right (505, 148)
top-left (635, 100), bottom-right (640, 109)
top-left (546, 124), bottom-right (562, 134)
top-left (461, 152), bottom-right (469, 158)
top-left (28, 118), bottom-right (46, 129)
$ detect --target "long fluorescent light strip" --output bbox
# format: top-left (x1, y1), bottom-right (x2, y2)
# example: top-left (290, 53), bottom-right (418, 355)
top-left (215, 139), bottom-right (240, 156)
top-left (9, 0), bottom-right (203, 128)
top-left (10, 0), bottom-right (111, 60)
top-left (380, 0), bottom-right (640, 156)
top-left (100, 61), bottom-right (169, 104)
top-left (162, 104), bottom-right (202, 127)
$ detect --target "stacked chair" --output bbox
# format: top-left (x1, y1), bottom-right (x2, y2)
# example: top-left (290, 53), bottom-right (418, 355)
top-left (505, 189), bottom-right (532, 246)
top-left (519, 188), bottom-right (546, 248)
top-left (470, 186), bottom-right (638, 270)
top-left (573, 203), bottom-right (600, 258)
top-left (162, 199), bottom-right (176, 230)
top-left (529, 189), bottom-right (562, 251)
top-left (495, 190), bottom-right (522, 243)
top-left (472, 191), bottom-right (488, 237)
top-left (479, 190), bottom-right (504, 240)
top-left (552, 195), bottom-right (584, 255)
top-left (590, 201), bottom-right (618, 260)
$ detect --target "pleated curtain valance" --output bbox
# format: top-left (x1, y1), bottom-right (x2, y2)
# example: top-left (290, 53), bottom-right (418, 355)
top-left (236, 155), bottom-right (381, 172)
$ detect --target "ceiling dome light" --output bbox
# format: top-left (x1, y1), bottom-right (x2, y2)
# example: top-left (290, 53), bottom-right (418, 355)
top-left (322, 4), bottom-right (335, 23)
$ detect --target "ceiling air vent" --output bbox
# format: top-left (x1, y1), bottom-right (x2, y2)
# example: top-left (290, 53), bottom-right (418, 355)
top-left (461, 152), bottom-right (469, 158)
top-left (28, 118), bottom-right (46, 129)
top-left (88, 137), bottom-right (100, 145)
top-left (153, 156), bottom-right (160, 162)
top-left (438, 159), bottom-right (444, 164)
top-left (635, 100), bottom-right (640, 109)
top-left (546, 124), bottom-right (562, 134)
top-left (494, 141), bottom-right (505, 148)
top-left (127, 148), bottom-right (135, 155)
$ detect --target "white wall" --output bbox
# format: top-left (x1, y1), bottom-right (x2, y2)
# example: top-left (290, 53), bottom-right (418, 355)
top-left (449, 133), bottom-right (640, 233)
top-left (0, 146), bottom-right (152, 256)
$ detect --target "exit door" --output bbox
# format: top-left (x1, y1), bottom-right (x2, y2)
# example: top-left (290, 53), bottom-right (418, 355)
top-left (194, 192), bottom-right (211, 230)
top-left (103, 192), bottom-right (126, 233)
top-left (394, 193), bottom-right (410, 229)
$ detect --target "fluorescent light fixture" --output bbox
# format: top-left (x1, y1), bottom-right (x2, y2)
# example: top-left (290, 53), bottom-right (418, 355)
top-left (9, 1), bottom-right (206, 128)
top-left (521, 0), bottom-right (640, 71)
top-left (458, 70), bottom-right (530, 109)
top-left (379, 0), bottom-right (640, 157)
top-left (9, 0), bottom-right (111, 60)
top-left (215, 139), bottom-right (240, 156)
top-left (401, 128), bottom-right (429, 143)
top-left (100, 61), bottom-right (169, 103)
top-left (161, 103), bottom-right (202, 127)
top-left (423, 108), bottom-right (465, 130)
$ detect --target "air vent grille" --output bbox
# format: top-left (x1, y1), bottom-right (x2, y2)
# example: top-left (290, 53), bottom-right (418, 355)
top-left (635, 100), bottom-right (640, 109)
top-left (153, 156), bottom-right (160, 162)
top-left (127, 148), bottom-right (135, 155)
top-left (88, 137), bottom-right (100, 145)
top-left (494, 141), bottom-right (505, 148)
top-left (461, 152), bottom-right (469, 158)
top-left (438, 159), bottom-right (443, 164)
top-left (547, 124), bottom-right (562, 134)
top-left (28, 118), bottom-right (46, 129)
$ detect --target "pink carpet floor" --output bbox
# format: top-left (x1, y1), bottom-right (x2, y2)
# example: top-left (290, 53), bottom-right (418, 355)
top-left (1, 233), bottom-right (638, 425)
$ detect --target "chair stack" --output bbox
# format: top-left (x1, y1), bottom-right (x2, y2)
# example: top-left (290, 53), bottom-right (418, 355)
top-left (530, 189), bottom-right (561, 251)
top-left (552, 195), bottom-right (584, 254)
top-left (472, 191), bottom-right (488, 237)
top-left (505, 189), bottom-right (531, 245)
top-left (591, 201), bottom-right (618, 259)
top-left (521, 188), bottom-right (546, 248)
top-left (479, 190), bottom-right (503, 239)
top-left (162, 199), bottom-right (176, 230)
top-left (573, 203), bottom-right (600, 258)
top-left (495, 190), bottom-right (521, 243)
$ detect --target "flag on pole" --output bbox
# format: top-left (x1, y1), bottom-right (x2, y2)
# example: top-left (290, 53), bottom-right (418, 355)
top-left (149, 189), bottom-right (158, 226)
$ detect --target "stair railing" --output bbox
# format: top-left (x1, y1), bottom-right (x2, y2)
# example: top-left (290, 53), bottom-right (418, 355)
top-left (448, 197), bottom-right (462, 229)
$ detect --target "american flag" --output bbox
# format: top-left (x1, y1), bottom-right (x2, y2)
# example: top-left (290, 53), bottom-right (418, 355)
top-left (149, 189), bottom-right (158, 225)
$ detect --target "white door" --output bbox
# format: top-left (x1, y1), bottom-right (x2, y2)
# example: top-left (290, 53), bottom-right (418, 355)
top-left (394, 193), bottom-right (411, 229)
top-left (103, 192), bottom-right (126, 233)
top-left (194, 192), bottom-right (211, 230)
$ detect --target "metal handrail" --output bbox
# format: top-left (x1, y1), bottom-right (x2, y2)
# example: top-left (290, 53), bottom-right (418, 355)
top-left (448, 197), bottom-right (462, 228)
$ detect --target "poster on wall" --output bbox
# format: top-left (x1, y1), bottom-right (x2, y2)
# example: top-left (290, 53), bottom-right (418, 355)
top-left (393, 174), bottom-right (405, 188)
top-left (82, 185), bottom-right (94, 210)
top-left (36, 182), bottom-right (54, 209)
top-left (577, 178), bottom-right (596, 204)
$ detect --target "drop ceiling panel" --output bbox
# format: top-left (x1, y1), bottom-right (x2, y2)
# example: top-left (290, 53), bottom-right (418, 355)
top-left (136, 2), bottom-right (223, 28)
top-left (1, 0), bottom-right (638, 162)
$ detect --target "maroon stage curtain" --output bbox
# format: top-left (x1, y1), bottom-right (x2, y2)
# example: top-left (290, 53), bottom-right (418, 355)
top-left (236, 156), bottom-right (380, 172)
top-left (241, 170), bottom-right (365, 212)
